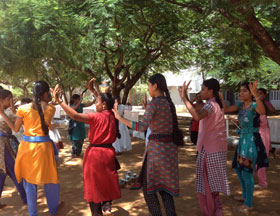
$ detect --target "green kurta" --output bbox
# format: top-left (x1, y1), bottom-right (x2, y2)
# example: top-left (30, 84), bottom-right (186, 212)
top-left (70, 104), bottom-right (86, 141)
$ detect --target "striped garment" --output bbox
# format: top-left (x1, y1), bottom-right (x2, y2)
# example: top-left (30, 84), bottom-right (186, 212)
top-left (196, 149), bottom-right (230, 196)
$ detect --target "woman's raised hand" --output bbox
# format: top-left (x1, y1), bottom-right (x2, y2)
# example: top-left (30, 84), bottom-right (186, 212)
top-left (178, 80), bottom-right (191, 101)
top-left (52, 85), bottom-right (63, 104)
top-left (87, 78), bottom-right (96, 89)
top-left (87, 78), bottom-right (99, 97)
top-left (249, 81), bottom-right (258, 98)
top-left (112, 99), bottom-right (120, 120)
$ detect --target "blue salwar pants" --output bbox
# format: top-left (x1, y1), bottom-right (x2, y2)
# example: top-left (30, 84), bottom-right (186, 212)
top-left (0, 146), bottom-right (27, 203)
top-left (23, 179), bottom-right (60, 216)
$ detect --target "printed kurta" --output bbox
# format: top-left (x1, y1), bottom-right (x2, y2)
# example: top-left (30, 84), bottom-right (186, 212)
top-left (0, 109), bottom-right (17, 172)
top-left (134, 96), bottom-right (179, 196)
top-left (83, 110), bottom-right (121, 203)
top-left (232, 102), bottom-right (269, 172)
top-left (15, 104), bottom-right (58, 185)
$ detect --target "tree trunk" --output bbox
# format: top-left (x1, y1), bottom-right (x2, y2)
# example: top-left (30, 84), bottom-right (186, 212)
top-left (220, 3), bottom-right (280, 65)
top-left (68, 87), bottom-right (75, 105)
top-left (122, 88), bottom-right (130, 105)
top-left (243, 13), bottom-right (280, 65)
top-left (23, 87), bottom-right (29, 97)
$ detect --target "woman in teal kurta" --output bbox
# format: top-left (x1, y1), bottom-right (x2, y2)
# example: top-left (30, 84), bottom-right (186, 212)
top-left (221, 81), bottom-right (268, 212)
top-left (69, 94), bottom-right (95, 157)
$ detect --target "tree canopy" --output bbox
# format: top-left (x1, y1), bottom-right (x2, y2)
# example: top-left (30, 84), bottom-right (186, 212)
top-left (165, 0), bottom-right (280, 89)
top-left (0, 0), bottom-right (279, 100)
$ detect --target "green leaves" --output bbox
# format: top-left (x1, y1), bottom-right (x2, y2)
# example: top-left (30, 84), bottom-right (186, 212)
top-left (1, 0), bottom-right (280, 99)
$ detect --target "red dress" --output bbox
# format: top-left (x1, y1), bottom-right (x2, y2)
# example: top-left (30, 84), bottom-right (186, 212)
top-left (83, 110), bottom-right (121, 203)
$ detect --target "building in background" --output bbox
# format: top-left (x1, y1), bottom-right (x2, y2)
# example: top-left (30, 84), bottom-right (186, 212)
top-left (164, 68), bottom-right (203, 106)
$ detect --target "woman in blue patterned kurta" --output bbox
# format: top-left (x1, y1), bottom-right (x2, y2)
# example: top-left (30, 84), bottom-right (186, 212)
top-left (221, 81), bottom-right (268, 212)
top-left (113, 74), bottom-right (184, 216)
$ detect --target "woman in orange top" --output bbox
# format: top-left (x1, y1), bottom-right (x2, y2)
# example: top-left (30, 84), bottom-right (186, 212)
top-left (0, 81), bottom-right (62, 216)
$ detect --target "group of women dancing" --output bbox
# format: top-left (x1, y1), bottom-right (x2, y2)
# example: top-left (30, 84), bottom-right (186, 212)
top-left (0, 73), bottom-right (276, 216)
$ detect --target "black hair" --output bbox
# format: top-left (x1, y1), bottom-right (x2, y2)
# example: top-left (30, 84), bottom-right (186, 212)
top-left (0, 89), bottom-right (12, 100)
top-left (241, 82), bottom-right (250, 91)
top-left (240, 81), bottom-right (255, 101)
top-left (258, 88), bottom-right (267, 95)
top-left (100, 93), bottom-right (121, 139)
top-left (21, 98), bottom-right (33, 104)
top-left (70, 94), bottom-right (80, 105)
top-left (149, 73), bottom-right (184, 146)
top-left (203, 78), bottom-right (223, 109)
top-left (0, 85), bottom-right (3, 90)
top-left (33, 81), bottom-right (50, 135)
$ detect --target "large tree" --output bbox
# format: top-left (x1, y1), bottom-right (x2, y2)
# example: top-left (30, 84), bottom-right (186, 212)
top-left (0, 0), bottom-right (92, 101)
top-left (166, 0), bottom-right (280, 65)
top-left (1, 0), bottom-right (279, 100)
top-left (73, 0), bottom-right (206, 103)
top-left (164, 0), bottom-right (280, 88)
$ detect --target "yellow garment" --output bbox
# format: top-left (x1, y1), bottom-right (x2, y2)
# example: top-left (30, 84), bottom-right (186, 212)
top-left (15, 104), bottom-right (58, 185)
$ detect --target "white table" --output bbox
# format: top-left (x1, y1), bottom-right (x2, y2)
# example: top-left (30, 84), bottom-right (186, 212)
top-left (54, 105), bottom-right (61, 118)
top-left (123, 110), bottom-right (145, 139)
top-left (268, 118), bottom-right (280, 143)
top-left (123, 110), bottom-right (139, 122)
top-left (83, 105), bottom-right (96, 114)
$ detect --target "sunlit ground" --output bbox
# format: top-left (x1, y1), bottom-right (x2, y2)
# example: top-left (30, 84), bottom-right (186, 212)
top-left (1, 116), bottom-right (280, 216)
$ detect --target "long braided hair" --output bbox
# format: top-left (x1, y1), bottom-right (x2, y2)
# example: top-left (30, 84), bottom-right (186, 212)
top-left (33, 81), bottom-right (50, 135)
top-left (203, 78), bottom-right (223, 109)
top-left (100, 93), bottom-right (121, 139)
top-left (149, 74), bottom-right (184, 146)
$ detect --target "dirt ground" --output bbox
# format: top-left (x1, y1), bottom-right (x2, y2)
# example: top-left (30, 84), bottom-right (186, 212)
top-left (1, 116), bottom-right (280, 216)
